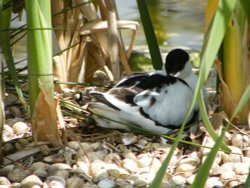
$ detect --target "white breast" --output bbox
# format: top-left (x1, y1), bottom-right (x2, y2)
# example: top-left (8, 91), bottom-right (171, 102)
top-left (134, 81), bottom-right (194, 125)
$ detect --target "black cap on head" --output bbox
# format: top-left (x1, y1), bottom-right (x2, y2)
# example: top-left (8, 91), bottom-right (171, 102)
top-left (165, 49), bottom-right (189, 75)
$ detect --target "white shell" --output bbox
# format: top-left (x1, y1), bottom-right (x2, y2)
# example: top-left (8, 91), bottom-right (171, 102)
top-left (103, 153), bottom-right (121, 163)
top-left (21, 175), bottom-right (43, 187)
top-left (91, 160), bottom-right (108, 181)
top-left (44, 176), bottom-right (66, 188)
top-left (186, 174), bottom-right (196, 185)
top-left (30, 162), bottom-right (49, 172)
top-left (233, 162), bottom-right (249, 175)
top-left (105, 163), bottom-right (120, 178)
top-left (122, 133), bottom-right (137, 145)
top-left (138, 155), bottom-right (152, 168)
top-left (228, 180), bottom-right (241, 188)
top-left (33, 169), bottom-right (48, 178)
top-left (68, 141), bottom-right (81, 150)
top-left (48, 163), bottom-right (71, 171)
top-left (80, 142), bottom-right (93, 151)
top-left (0, 176), bottom-right (11, 185)
top-left (3, 124), bottom-right (14, 141)
top-left (166, 175), bottom-right (186, 187)
top-left (12, 122), bottom-right (29, 135)
top-left (122, 158), bottom-right (138, 172)
top-left (205, 177), bottom-right (223, 188)
top-left (222, 146), bottom-right (243, 163)
top-left (118, 168), bottom-right (130, 179)
top-left (231, 133), bottom-right (243, 148)
top-left (98, 179), bottom-right (116, 188)
top-left (220, 168), bottom-right (236, 180)
top-left (75, 161), bottom-right (90, 176)
top-left (175, 163), bottom-right (196, 177)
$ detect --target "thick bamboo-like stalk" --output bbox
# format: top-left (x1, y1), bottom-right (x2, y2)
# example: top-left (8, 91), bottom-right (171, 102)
top-left (205, 0), bottom-right (249, 124)
top-left (223, 16), bottom-right (243, 104)
top-left (223, 15), bottom-right (248, 123)
top-left (205, 0), bottom-right (219, 31)
top-left (25, 0), bottom-right (61, 145)
top-left (105, 0), bottom-right (120, 81)
top-left (25, 0), bottom-right (53, 111)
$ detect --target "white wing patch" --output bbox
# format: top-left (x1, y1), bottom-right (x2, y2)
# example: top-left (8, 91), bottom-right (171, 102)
top-left (134, 80), bottom-right (194, 125)
top-left (134, 90), bottom-right (159, 109)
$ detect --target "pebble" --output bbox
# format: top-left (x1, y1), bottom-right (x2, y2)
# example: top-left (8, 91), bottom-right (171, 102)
top-left (66, 176), bottom-right (85, 188)
top-left (7, 168), bottom-right (31, 182)
top-left (1, 116), bottom-right (250, 188)
top-left (9, 107), bottom-right (22, 118)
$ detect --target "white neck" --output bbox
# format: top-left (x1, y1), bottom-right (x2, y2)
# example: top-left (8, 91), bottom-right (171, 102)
top-left (169, 62), bottom-right (193, 80)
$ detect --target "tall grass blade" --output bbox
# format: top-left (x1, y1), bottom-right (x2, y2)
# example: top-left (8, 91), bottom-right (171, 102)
top-left (136, 0), bottom-right (162, 70)
top-left (0, 0), bottom-right (28, 113)
top-left (149, 1), bottom-right (235, 185)
top-left (194, 71), bottom-right (250, 187)
top-left (240, 0), bottom-right (250, 25)
top-left (231, 83), bottom-right (250, 120)
top-left (0, 0), bottom-right (3, 163)
top-left (198, 90), bottom-right (230, 153)
top-left (149, 77), bottom-right (199, 187)
top-left (193, 0), bottom-right (236, 152)
top-left (200, 0), bottom-right (236, 80)
top-left (243, 168), bottom-right (250, 188)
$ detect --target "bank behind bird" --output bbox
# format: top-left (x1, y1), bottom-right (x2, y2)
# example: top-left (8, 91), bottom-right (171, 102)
top-left (87, 49), bottom-right (199, 134)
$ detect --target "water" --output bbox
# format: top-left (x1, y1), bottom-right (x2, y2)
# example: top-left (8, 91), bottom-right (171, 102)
top-left (116, 0), bottom-right (206, 51)
top-left (9, 0), bottom-right (206, 69)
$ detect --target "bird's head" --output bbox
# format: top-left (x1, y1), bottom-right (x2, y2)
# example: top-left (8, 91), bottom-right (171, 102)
top-left (164, 49), bottom-right (192, 79)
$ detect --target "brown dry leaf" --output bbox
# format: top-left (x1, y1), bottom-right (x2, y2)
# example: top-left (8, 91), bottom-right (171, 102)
top-left (211, 113), bottom-right (224, 131)
top-left (248, 112), bottom-right (250, 130)
top-left (32, 80), bottom-right (61, 146)
top-left (215, 60), bottom-right (240, 124)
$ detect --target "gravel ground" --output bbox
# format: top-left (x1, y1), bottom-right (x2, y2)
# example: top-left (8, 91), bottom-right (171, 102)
top-left (1, 87), bottom-right (250, 188)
